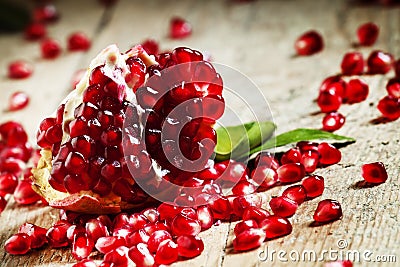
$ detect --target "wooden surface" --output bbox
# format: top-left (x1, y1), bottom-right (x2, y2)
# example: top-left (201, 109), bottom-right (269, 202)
top-left (1, 0), bottom-right (399, 266)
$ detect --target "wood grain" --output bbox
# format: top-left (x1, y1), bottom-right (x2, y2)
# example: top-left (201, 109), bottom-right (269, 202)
top-left (0, 0), bottom-right (399, 266)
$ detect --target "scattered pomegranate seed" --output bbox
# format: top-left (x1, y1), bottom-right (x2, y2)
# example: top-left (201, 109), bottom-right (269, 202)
top-left (170, 17), bottom-right (192, 39)
top-left (24, 22), bottom-right (47, 40)
top-left (344, 78), bottom-right (369, 104)
top-left (103, 246), bottom-right (129, 266)
top-left (46, 220), bottom-right (71, 248)
top-left (317, 142), bottom-right (341, 165)
top-left (171, 213), bottom-right (201, 236)
top-left (8, 92), bottom-right (30, 111)
top-left (234, 219), bottom-right (259, 235)
top-left (282, 185), bottom-right (307, 205)
top-left (319, 76), bottom-right (347, 99)
top-left (367, 50), bottom-right (394, 74)
top-left (340, 52), bottom-right (364, 75)
top-left (302, 175), bottom-right (324, 198)
top-left (300, 150), bottom-right (320, 173)
top-left (233, 228), bottom-right (266, 251)
top-left (259, 215), bottom-right (292, 239)
top-left (361, 162), bottom-right (388, 184)
top-left (276, 163), bottom-right (305, 183)
top-left (313, 199), bottom-right (343, 223)
top-left (128, 243), bottom-right (155, 267)
top-left (13, 179), bottom-right (42, 205)
top-left (72, 233), bottom-right (95, 260)
top-left (281, 148), bottom-right (301, 164)
top-left (155, 239), bottom-right (178, 265)
top-left (294, 30), bottom-right (324, 56)
top-left (4, 233), bottom-right (31, 255)
top-left (357, 22), bottom-right (379, 46)
top-left (317, 89), bottom-right (342, 113)
top-left (18, 223), bottom-right (47, 249)
top-left (176, 235), bottom-right (204, 258)
top-left (8, 60), bottom-right (33, 79)
top-left (33, 4), bottom-right (59, 23)
top-left (250, 165), bottom-right (278, 188)
top-left (377, 96), bottom-right (400, 120)
top-left (68, 32), bottom-right (91, 51)
top-left (141, 39), bottom-right (159, 55)
top-left (269, 196), bottom-right (298, 217)
top-left (0, 173), bottom-right (18, 195)
top-left (322, 112), bottom-right (346, 132)
top-left (242, 206), bottom-right (270, 224)
top-left (386, 78), bottom-right (400, 98)
top-left (41, 38), bottom-right (62, 59)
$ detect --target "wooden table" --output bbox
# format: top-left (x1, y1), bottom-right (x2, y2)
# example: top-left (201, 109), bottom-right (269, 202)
top-left (0, 0), bottom-right (399, 266)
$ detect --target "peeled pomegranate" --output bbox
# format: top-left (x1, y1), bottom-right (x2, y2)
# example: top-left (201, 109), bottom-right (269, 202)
top-left (32, 44), bottom-right (224, 214)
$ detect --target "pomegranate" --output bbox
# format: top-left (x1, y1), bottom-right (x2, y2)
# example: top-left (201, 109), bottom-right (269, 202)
top-left (340, 52), bottom-right (364, 75)
top-left (322, 112), bottom-right (345, 132)
top-left (313, 199), bottom-right (342, 223)
top-left (8, 60), bottom-right (33, 79)
top-left (8, 92), bottom-right (30, 111)
top-left (356, 22), bottom-right (379, 46)
top-left (24, 22), bottom-right (47, 40)
top-left (361, 162), bottom-right (388, 184)
top-left (32, 44), bottom-right (224, 214)
top-left (170, 17), bottom-right (192, 39)
top-left (367, 50), bottom-right (394, 74)
top-left (294, 30), bottom-right (324, 56)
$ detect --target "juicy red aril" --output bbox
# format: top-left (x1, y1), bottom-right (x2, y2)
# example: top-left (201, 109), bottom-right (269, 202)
top-left (72, 233), bottom-right (95, 260)
top-left (302, 175), bottom-right (324, 198)
top-left (277, 163), bottom-right (305, 183)
top-left (170, 17), bottom-right (192, 39)
top-left (13, 179), bottom-right (42, 205)
top-left (231, 180), bottom-right (256, 196)
top-left (208, 196), bottom-right (232, 220)
top-left (317, 90), bottom-right (342, 113)
top-left (8, 92), bottom-right (29, 111)
top-left (196, 205), bottom-right (213, 230)
top-left (301, 150), bottom-right (320, 173)
top-left (341, 52), bottom-right (364, 75)
top-left (41, 38), bottom-right (62, 59)
top-left (171, 213), bottom-right (201, 236)
top-left (67, 225), bottom-right (86, 242)
top-left (322, 112), bottom-right (346, 132)
top-left (141, 39), bottom-right (159, 55)
top-left (24, 22), bottom-right (46, 40)
top-left (377, 96), bottom-right (400, 120)
top-left (18, 223), bottom-right (47, 249)
top-left (95, 236), bottom-right (126, 254)
top-left (125, 57), bottom-right (146, 91)
top-left (232, 194), bottom-right (262, 217)
top-left (254, 152), bottom-right (280, 170)
top-left (297, 141), bottom-right (319, 153)
top-left (344, 78), bottom-right (369, 104)
top-left (33, 4), bottom-right (59, 23)
top-left (68, 32), bottom-right (91, 51)
top-left (155, 239), bottom-right (178, 265)
top-left (126, 229), bottom-right (150, 247)
top-left (176, 235), bottom-right (204, 258)
top-left (367, 50), bottom-right (394, 74)
top-left (0, 196), bottom-right (7, 213)
top-left (294, 30), bottom-right (324, 56)
top-left (157, 202), bottom-right (181, 221)
top-left (386, 78), bottom-right (400, 98)
top-left (317, 142), bottom-right (341, 165)
top-left (5, 233), bottom-right (31, 255)
top-left (242, 206), bottom-right (270, 224)
top-left (233, 228), bottom-right (266, 252)
top-left (46, 220), bottom-right (71, 248)
top-left (313, 199), bottom-right (343, 223)
top-left (147, 230), bottom-right (172, 253)
top-left (8, 60), bottom-right (33, 79)
top-left (234, 219), bottom-right (258, 235)
top-left (281, 148), bottom-right (301, 164)
top-left (361, 162), bottom-right (388, 184)
top-left (259, 215), bottom-right (292, 239)
top-left (103, 246), bottom-right (129, 266)
top-left (282, 185), bottom-right (307, 205)
top-left (357, 22), bottom-right (379, 46)
top-left (128, 243), bottom-right (155, 267)
top-left (269, 196), bottom-right (298, 217)
top-left (250, 165), bottom-right (278, 188)
top-left (0, 173), bottom-right (18, 195)
top-left (85, 218), bottom-right (109, 242)
top-left (320, 76), bottom-right (347, 99)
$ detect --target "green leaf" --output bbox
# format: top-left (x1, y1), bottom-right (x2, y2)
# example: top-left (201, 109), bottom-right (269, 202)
top-left (248, 128), bottom-right (355, 156)
top-left (215, 121), bottom-right (276, 161)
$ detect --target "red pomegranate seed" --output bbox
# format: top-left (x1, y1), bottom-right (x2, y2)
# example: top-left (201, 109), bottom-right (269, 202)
top-left (297, 141), bottom-right (319, 153)
top-left (269, 196), bottom-right (298, 217)
top-left (46, 220), bottom-right (71, 248)
top-left (170, 17), bottom-right (192, 39)
top-left (294, 30), bottom-right (324, 56)
top-left (281, 148), bottom-right (301, 164)
top-left (232, 180), bottom-right (256, 196)
top-left (302, 175), bottom-right (325, 198)
top-left (155, 239), bottom-right (178, 265)
top-left (24, 22), bottom-right (46, 40)
top-left (233, 228), bottom-right (266, 252)
top-left (313, 199), bottom-right (343, 223)
top-left (259, 215), bottom-right (292, 239)
top-left (85, 218), bottom-right (109, 242)
top-left (126, 229), bottom-right (150, 247)
top-left (250, 165), bottom-right (278, 188)
top-left (301, 150), bottom-right (320, 173)
top-left (322, 112), bottom-right (346, 132)
top-left (377, 96), bottom-right (400, 120)
top-left (177, 235), bottom-right (204, 258)
top-left (129, 213), bottom-right (148, 231)
top-left (41, 38), bottom-right (62, 59)
top-left (157, 202), bottom-right (181, 221)
top-left (171, 213), bottom-right (201, 236)
top-left (8, 60), bottom-right (33, 79)
top-left (95, 236), bottom-right (126, 254)
top-left (8, 92), bottom-right (29, 111)
top-left (0, 173), bottom-right (18, 195)
top-left (67, 225), bottom-right (86, 242)
top-left (128, 243), bottom-right (155, 267)
top-left (0, 196), bottom-right (7, 213)
top-left (344, 78), bottom-right (369, 104)
top-left (254, 152), bottom-right (280, 170)
top-left (234, 219), bottom-right (259, 236)
top-left (103, 246), bottom-right (129, 266)
top-left (361, 162), bottom-right (388, 184)
top-left (367, 50), bottom-right (394, 74)
top-left (232, 194), bottom-right (262, 217)
top-left (147, 230), bottom-right (172, 253)
top-left (320, 76), bottom-right (347, 99)
top-left (208, 195), bottom-right (232, 220)
top-left (5, 233), bottom-right (31, 255)
top-left (317, 89), bottom-right (342, 113)
top-left (282, 185), bottom-right (307, 205)
top-left (68, 32), bottom-right (91, 51)
top-left (340, 52), bottom-right (364, 75)
top-left (317, 143), bottom-right (341, 165)
top-left (18, 223), bottom-right (47, 249)
top-left (72, 233), bottom-right (95, 260)
top-left (141, 39), bottom-right (159, 55)
top-left (13, 179), bottom-right (42, 205)
top-left (33, 4), bottom-right (59, 23)
top-left (72, 259), bottom-right (98, 267)
top-left (277, 163), bottom-right (305, 183)
top-left (196, 205), bottom-right (213, 230)
top-left (386, 78), bottom-right (400, 98)
top-left (142, 208), bottom-right (159, 224)
top-left (242, 206), bottom-right (270, 224)
top-left (357, 22), bottom-right (379, 46)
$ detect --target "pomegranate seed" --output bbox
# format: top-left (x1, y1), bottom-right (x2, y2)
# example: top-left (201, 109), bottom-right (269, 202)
top-left (302, 175), bottom-right (324, 198)
top-left (33, 4), bottom-right (59, 23)
top-left (41, 38), bottom-right (62, 59)
top-left (155, 239), bottom-right (178, 265)
top-left (208, 195), bottom-right (232, 220)
top-left (68, 32), bottom-right (91, 51)
top-left (357, 22), bottom-right (379, 46)
top-left (95, 236), bottom-right (126, 254)
top-left (277, 163), bottom-right (305, 183)
top-left (5, 233), bottom-right (31, 255)
top-left (24, 22), bottom-right (46, 40)
top-left (250, 165), bottom-right (278, 188)
top-left (313, 199), bottom-right (343, 223)
top-left (232, 180), bottom-right (256, 196)
top-left (294, 30), bottom-right (324, 56)
top-left (233, 228), bottom-right (266, 252)
top-left (361, 162), bottom-right (388, 184)
top-left (301, 150), bottom-right (320, 173)
top-left (242, 206), bottom-right (270, 224)
top-left (282, 185), bottom-right (307, 205)
top-left (67, 225), bottom-right (86, 242)
top-left (13, 179), bottom-right (42, 205)
top-left (297, 141), bottom-right (319, 153)
top-left (340, 52), bottom-right (364, 75)
top-left (8, 92), bottom-right (29, 111)
top-left (320, 76), bottom-right (347, 99)
top-left (72, 233), bottom-right (95, 260)
top-left (281, 148), bottom-right (301, 164)
top-left (18, 223), bottom-right (47, 248)
top-left (128, 243), bottom-right (155, 267)
top-left (377, 96), bottom-right (400, 120)
top-left (269, 196), bottom-right (298, 217)
top-left (196, 205), bottom-right (213, 230)
top-left (232, 194), bottom-right (262, 217)
top-left (317, 142), bottom-right (341, 165)
top-left (171, 213), bottom-right (201, 236)
top-left (176, 235), bottom-right (204, 258)
top-left (8, 60), bottom-right (33, 79)
top-left (126, 229), bottom-right (150, 247)
top-left (141, 39), bottom-right (159, 55)
top-left (254, 152), bottom-right (280, 170)
top-left (129, 213), bottom-right (148, 231)
top-left (147, 230), bottom-right (172, 253)
top-left (157, 202), bottom-right (181, 221)
top-left (259, 215), bottom-right (292, 239)
top-left (234, 219), bottom-right (259, 235)
top-left (0, 196), bottom-right (7, 213)
top-left (0, 173), bottom-right (18, 195)
top-left (344, 78), bottom-right (369, 104)
top-left (72, 259), bottom-right (98, 267)
top-left (317, 90), bottom-right (342, 113)
top-left (386, 78), bottom-right (400, 98)
top-left (367, 50), bottom-right (394, 74)
top-left (322, 112), bottom-right (346, 132)
top-left (86, 218), bottom-right (109, 242)
top-left (170, 17), bottom-right (192, 39)
top-left (46, 220), bottom-right (71, 248)
top-left (103, 246), bottom-right (129, 266)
